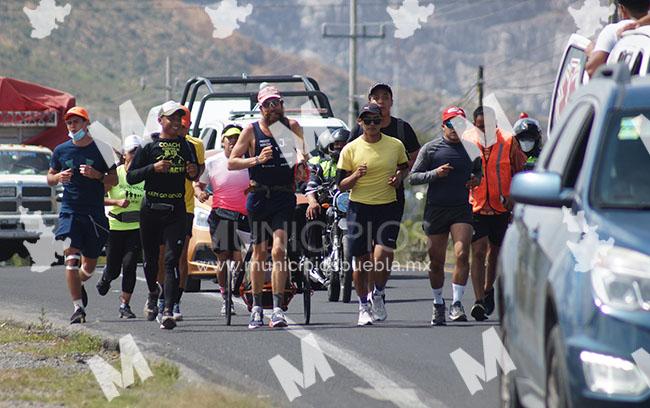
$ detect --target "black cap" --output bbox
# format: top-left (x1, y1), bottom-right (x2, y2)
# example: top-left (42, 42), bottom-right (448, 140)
top-left (368, 83), bottom-right (393, 99)
top-left (358, 103), bottom-right (382, 119)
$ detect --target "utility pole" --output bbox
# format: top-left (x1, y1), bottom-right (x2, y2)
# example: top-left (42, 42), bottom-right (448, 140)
top-left (165, 56), bottom-right (172, 101)
top-left (322, 0), bottom-right (385, 128)
top-left (477, 65), bottom-right (484, 108)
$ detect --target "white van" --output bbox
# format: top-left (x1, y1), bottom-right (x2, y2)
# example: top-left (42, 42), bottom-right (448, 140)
top-left (549, 26), bottom-right (650, 134)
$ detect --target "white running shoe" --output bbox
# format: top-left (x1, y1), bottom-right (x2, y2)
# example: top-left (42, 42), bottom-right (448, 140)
top-left (371, 294), bottom-right (387, 321)
top-left (357, 304), bottom-right (374, 326)
top-left (220, 303), bottom-right (236, 316)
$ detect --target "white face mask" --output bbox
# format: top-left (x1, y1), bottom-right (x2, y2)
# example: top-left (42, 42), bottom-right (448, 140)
top-left (520, 139), bottom-right (535, 153)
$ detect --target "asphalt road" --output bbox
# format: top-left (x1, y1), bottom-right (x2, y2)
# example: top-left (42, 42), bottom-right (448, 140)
top-left (0, 265), bottom-right (500, 407)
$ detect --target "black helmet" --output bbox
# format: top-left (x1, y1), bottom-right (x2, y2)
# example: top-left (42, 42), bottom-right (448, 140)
top-left (318, 128), bottom-right (349, 159)
top-left (513, 118), bottom-right (542, 154)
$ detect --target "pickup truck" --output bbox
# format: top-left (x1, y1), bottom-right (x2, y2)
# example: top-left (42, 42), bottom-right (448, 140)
top-left (0, 144), bottom-right (60, 261)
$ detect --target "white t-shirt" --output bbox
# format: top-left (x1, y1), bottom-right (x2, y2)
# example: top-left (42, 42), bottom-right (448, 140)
top-left (593, 19), bottom-right (634, 54)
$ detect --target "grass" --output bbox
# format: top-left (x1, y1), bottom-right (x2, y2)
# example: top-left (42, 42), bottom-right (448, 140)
top-left (0, 320), bottom-right (268, 408)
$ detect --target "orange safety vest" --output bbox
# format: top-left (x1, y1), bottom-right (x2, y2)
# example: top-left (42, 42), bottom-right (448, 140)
top-left (465, 128), bottom-right (513, 214)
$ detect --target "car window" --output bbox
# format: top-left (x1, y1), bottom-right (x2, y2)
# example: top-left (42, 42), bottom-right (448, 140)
top-left (550, 45), bottom-right (587, 132)
top-left (546, 103), bottom-right (594, 179)
top-left (592, 111), bottom-right (650, 208)
top-left (0, 150), bottom-right (51, 175)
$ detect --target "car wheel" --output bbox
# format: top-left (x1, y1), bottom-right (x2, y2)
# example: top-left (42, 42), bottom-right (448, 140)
top-left (499, 328), bottom-right (522, 408)
top-left (185, 276), bottom-right (201, 292)
top-left (546, 325), bottom-right (570, 408)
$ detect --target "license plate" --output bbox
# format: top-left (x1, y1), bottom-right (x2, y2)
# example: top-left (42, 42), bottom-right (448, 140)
top-left (0, 187), bottom-right (16, 197)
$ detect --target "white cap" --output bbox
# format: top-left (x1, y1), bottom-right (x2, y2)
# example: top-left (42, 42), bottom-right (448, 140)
top-left (123, 134), bottom-right (143, 152)
top-left (158, 100), bottom-right (186, 118)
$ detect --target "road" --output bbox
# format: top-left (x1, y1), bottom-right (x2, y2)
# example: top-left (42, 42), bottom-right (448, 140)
top-left (0, 266), bottom-right (500, 407)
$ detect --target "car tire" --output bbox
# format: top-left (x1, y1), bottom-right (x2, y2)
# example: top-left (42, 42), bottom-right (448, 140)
top-left (185, 276), bottom-right (201, 292)
top-left (546, 325), bottom-right (570, 408)
top-left (499, 328), bottom-right (523, 408)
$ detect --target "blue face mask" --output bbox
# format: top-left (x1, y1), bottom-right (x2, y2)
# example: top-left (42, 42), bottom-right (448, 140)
top-left (68, 128), bottom-right (86, 142)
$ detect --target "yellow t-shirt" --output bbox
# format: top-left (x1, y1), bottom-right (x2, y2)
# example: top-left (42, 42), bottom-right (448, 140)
top-left (184, 135), bottom-right (205, 213)
top-left (337, 133), bottom-right (408, 205)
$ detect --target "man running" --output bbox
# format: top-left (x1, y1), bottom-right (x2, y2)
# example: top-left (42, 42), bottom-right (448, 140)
top-left (228, 86), bottom-right (307, 329)
top-left (409, 106), bottom-right (482, 325)
top-left (196, 124), bottom-right (249, 316)
top-left (127, 101), bottom-right (199, 330)
top-left (347, 83), bottom-right (420, 301)
top-left (465, 106), bottom-right (526, 320)
top-left (337, 103), bottom-right (408, 325)
top-left (47, 106), bottom-right (118, 324)
top-left (96, 135), bottom-right (145, 319)
top-left (155, 104), bottom-right (205, 322)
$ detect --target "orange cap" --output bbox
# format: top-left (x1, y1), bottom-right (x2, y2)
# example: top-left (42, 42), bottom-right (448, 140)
top-left (64, 106), bottom-right (90, 122)
top-left (180, 105), bottom-right (191, 128)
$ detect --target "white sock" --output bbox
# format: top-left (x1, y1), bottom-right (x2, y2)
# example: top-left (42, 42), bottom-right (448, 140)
top-left (432, 288), bottom-right (444, 305)
top-left (73, 299), bottom-right (83, 310)
top-left (452, 284), bottom-right (465, 304)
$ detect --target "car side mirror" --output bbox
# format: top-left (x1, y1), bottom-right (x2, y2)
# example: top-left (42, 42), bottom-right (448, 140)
top-left (511, 172), bottom-right (574, 208)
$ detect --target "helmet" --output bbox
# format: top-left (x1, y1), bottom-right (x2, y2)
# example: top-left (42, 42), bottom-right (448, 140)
top-left (318, 128), bottom-right (349, 160)
top-left (513, 118), bottom-right (542, 154)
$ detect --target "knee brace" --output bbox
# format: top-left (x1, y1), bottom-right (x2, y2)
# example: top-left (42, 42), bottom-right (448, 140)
top-left (65, 254), bottom-right (81, 271)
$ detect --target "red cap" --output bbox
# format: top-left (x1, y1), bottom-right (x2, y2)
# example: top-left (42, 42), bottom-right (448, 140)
top-left (442, 106), bottom-right (466, 122)
top-left (64, 106), bottom-right (90, 122)
top-left (180, 105), bottom-right (191, 128)
top-left (519, 112), bottom-right (529, 119)
top-left (257, 86), bottom-right (282, 104)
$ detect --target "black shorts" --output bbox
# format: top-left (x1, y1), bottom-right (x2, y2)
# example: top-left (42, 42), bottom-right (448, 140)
top-left (208, 209), bottom-right (249, 253)
top-left (246, 191), bottom-right (296, 245)
top-left (422, 204), bottom-right (473, 236)
top-left (472, 212), bottom-right (510, 246)
top-left (185, 212), bottom-right (194, 237)
top-left (346, 201), bottom-right (400, 258)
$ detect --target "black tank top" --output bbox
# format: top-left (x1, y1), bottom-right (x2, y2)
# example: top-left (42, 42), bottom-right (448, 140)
top-left (248, 121), bottom-right (294, 186)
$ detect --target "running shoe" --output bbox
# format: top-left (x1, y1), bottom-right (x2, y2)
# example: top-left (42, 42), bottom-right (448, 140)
top-left (119, 304), bottom-right (136, 319)
top-left (160, 311), bottom-right (176, 330)
top-left (370, 293), bottom-right (387, 322)
top-left (156, 298), bottom-right (164, 323)
top-left (172, 302), bottom-right (183, 321)
top-left (357, 304), bottom-right (373, 326)
top-left (81, 284), bottom-right (88, 308)
top-left (70, 307), bottom-right (86, 324)
top-left (471, 300), bottom-right (487, 321)
top-left (484, 287), bottom-right (495, 316)
top-left (449, 301), bottom-right (468, 322)
top-left (220, 303), bottom-right (236, 316)
top-left (96, 278), bottom-right (110, 296)
top-left (248, 306), bottom-right (264, 329)
top-left (270, 307), bottom-right (288, 328)
top-left (143, 293), bottom-right (159, 322)
top-left (431, 302), bottom-right (446, 326)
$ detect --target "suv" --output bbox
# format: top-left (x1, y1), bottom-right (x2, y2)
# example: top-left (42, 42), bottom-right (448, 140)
top-left (498, 64), bottom-right (650, 407)
top-left (0, 144), bottom-right (59, 261)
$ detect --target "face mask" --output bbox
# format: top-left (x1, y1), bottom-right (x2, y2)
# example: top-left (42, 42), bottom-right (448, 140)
top-left (68, 128), bottom-right (86, 142)
top-left (520, 139), bottom-right (535, 153)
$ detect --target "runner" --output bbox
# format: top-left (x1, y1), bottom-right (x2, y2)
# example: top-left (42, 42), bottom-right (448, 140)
top-left (155, 105), bottom-right (205, 322)
top-left (337, 103), bottom-right (408, 325)
top-left (347, 83), bottom-right (420, 301)
top-left (127, 100), bottom-right (199, 330)
top-left (228, 86), bottom-right (308, 329)
top-left (409, 106), bottom-right (482, 326)
top-left (304, 128), bottom-right (349, 284)
top-left (96, 135), bottom-right (145, 319)
top-left (196, 124), bottom-right (249, 316)
top-left (465, 106), bottom-right (526, 320)
top-left (47, 106), bottom-right (118, 324)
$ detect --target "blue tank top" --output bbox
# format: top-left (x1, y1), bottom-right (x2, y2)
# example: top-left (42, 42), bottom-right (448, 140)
top-left (248, 121), bottom-right (294, 186)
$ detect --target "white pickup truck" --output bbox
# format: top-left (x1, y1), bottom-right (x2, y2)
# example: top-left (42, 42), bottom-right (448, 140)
top-left (0, 144), bottom-right (60, 261)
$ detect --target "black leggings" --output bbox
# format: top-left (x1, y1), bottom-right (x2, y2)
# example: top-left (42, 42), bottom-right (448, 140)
top-left (103, 229), bottom-right (141, 294)
top-left (140, 205), bottom-right (186, 311)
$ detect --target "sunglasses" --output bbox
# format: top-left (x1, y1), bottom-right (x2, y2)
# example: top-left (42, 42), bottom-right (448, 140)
top-left (262, 99), bottom-right (283, 109)
top-left (444, 120), bottom-right (454, 130)
top-left (362, 118), bottom-right (382, 125)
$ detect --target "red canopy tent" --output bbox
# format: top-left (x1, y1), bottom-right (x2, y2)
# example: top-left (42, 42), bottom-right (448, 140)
top-left (0, 77), bottom-right (75, 150)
